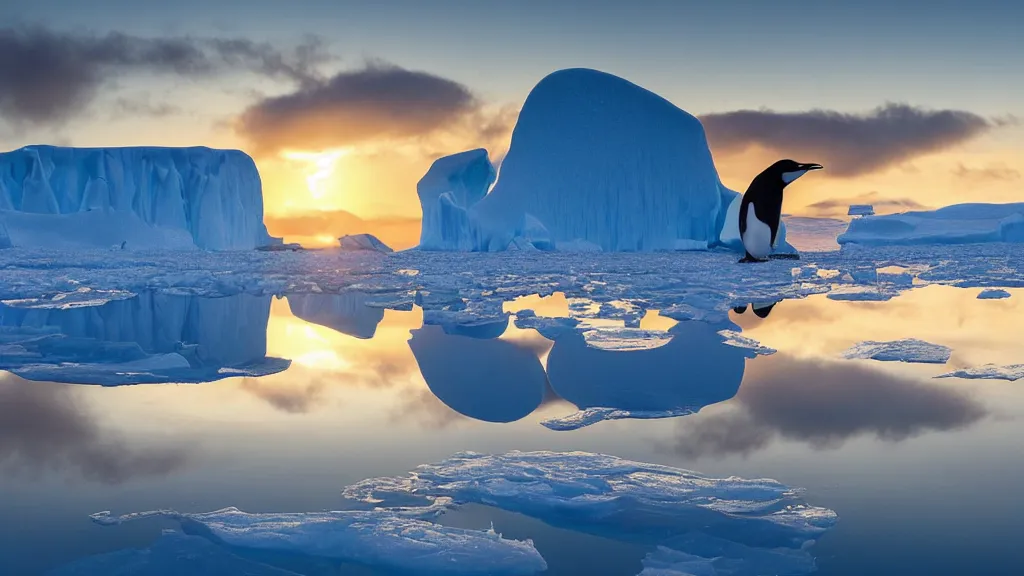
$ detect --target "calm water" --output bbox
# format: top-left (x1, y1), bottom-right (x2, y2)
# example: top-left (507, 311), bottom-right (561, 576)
top-left (1, 286), bottom-right (1023, 575)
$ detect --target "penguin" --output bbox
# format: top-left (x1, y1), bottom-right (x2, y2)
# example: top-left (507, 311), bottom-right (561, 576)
top-left (738, 159), bottom-right (823, 263)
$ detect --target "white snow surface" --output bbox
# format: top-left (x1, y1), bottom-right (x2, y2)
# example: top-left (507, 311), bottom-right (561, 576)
top-left (342, 451), bottom-right (838, 547)
top-left (417, 69), bottom-right (793, 254)
top-left (0, 145), bottom-right (279, 250)
top-left (842, 338), bottom-right (952, 364)
top-left (338, 233), bottom-right (393, 252)
top-left (90, 504), bottom-right (546, 576)
top-left (936, 364), bottom-right (1024, 382)
top-left (838, 202), bottom-right (1024, 246)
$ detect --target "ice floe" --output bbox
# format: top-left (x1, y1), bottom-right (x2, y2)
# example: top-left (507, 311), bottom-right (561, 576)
top-left (842, 338), bottom-right (951, 364)
top-left (935, 364), bottom-right (1024, 382)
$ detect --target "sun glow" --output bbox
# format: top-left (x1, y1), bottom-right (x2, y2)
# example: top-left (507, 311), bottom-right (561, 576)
top-left (281, 149), bottom-right (348, 204)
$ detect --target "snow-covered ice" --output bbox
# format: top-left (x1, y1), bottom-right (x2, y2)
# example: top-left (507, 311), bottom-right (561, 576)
top-left (838, 203), bottom-right (1024, 246)
top-left (638, 535), bottom-right (818, 576)
top-left (842, 338), bottom-right (952, 364)
top-left (848, 204), bottom-right (875, 216)
top-left (978, 288), bottom-right (1011, 299)
top-left (338, 233), bottom-right (393, 253)
top-left (90, 504), bottom-right (546, 576)
top-left (0, 219), bottom-right (10, 249)
top-left (0, 146), bottom-right (279, 250)
top-left (936, 364), bottom-right (1024, 382)
top-left (416, 69), bottom-right (793, 254)
top-left (343, 451), bottom-right (837, 551)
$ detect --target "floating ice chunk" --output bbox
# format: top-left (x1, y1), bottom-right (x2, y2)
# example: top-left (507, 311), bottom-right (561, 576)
top-left (977, 288), bottom-right (1011, 300)
top-left (337, 233), bottom-right (393, 253)
top-left (935, 364), bottom-right (1024, 381)
top-left (513, 314), bottom-right (581, 340)
top-left (343, 451), bottom-right (838, 548)
top-left (718, 330), bottom-right (777, 356)
top-left (286, 292), bottom-right (385, 339)
top-left (1, 288), bottom-right (136, 310)
top-left (838, 202), bottom-right (1024, 246)
top-left (842, 338), bottom-right (951, 364)
top-left (90, 505), bottom-right (546, 576)
top-left (0, 146), bottom-right (279, 250)
top-left (826, 287), bottom-right (896, 302)
top-left (847, 204), bottom-right (875, 216)
top-left (541, 407), bottom-right (696, 431)
top-left (47, 530), bottom-right (301, 576)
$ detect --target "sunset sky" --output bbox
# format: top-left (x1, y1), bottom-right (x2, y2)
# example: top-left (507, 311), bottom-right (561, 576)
top-left (1, 0), bottom-right (1021, 249)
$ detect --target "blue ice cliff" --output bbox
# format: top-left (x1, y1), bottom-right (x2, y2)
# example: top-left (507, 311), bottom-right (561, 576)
top-left (0, 146), bottom-right (281, 250)
top-left (416, 68), bottom-right (793, 253)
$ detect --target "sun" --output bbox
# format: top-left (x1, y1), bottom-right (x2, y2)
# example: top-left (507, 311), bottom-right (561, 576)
top-left (280, 148), bottom-right (348, 205)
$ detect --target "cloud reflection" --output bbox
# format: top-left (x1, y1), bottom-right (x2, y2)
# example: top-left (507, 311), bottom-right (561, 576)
top-left (665, 354), bottom-right (987, 458)
top-left (0, 374), bottom-right (191, 483)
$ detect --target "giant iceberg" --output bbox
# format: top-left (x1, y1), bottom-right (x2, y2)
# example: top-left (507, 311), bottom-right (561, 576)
top-left (838, 203), bottom-right (1024, 246)
top-left (416, 68), bottom-right (792, 253)
top-left (0, 146), bottom-right (280, 250)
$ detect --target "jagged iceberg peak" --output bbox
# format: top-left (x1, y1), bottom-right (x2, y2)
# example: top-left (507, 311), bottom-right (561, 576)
top-left (415, 68), bottom-right (790, 253)
top-left (417, 148), bottom-right (497, 250)
top-left (0, 145), bottom-right (281, 250)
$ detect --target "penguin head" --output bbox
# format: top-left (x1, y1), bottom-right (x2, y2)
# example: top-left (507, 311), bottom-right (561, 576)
top-left (765, 159), bottom-right (823, 187)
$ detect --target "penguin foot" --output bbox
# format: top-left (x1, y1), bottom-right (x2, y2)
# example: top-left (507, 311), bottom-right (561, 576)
top-left (738, 254), bottom-right (767, 263)
top-left (768, 253), bottom-right (800, 261)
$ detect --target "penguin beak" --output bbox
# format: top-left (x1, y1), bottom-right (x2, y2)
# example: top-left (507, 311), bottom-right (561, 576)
top-left (800, 163), bottom-right (824, 171)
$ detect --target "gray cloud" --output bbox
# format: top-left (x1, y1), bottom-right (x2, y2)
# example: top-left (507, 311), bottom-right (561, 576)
top-left (0, 375), bottom-right (190, 483)
top-left (113, 96), bottom-right (182, 118)
top-left (665, 354), bottom-right (986, 458)
top-left (952, 163), bottom-right (1021, 182)
top-left (239, 376), bottom-right (327, 414)
top-left (701, 103), bottom-right (1000, 177)
top-left (234, 62), bottom-right (485, 155)
top-left (805, 191), bottom-right (929, 216)
top-left (0, 26), bottom-right (330, 125)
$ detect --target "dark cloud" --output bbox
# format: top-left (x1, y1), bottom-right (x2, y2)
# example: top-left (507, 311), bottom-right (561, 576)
top-left (0, 26), bottom-right (330, 125)
top-left (806, 191), bottom-right (928, 217)
top-left (234, 62), bottom-right (482, 155)
top-left (952, 163), bottom-right (1021, 182)
top-left (701, 103), bottom-right (999, 177)
top-left (239, 376), bottom-right (326, 414)
top-left (0, 375), bottom-right (191, 483)
top-left (113, 96), bottom-right (182, 118)
top-left (664, 354), bottom-right (987, 459)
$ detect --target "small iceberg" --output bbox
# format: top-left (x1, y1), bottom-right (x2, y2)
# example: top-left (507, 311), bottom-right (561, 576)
top-left (90, 504), bottom-right (546, 576)
top-left (338, 233), bottom-right (393, 253)
top-left (842, 338), bottom-right (951, 364)
top-left (977, 288), bottom-right (1011, 300)
top-left (936, 364), bottom-right (1024, 382)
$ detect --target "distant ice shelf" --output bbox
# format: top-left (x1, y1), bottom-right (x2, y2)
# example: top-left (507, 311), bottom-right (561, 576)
top-left (338, 233), bottom-right (393, 253)
top-left (848, 204), bottom-right (875, 216)
top-left (0, 145), bottom-right (280, 250)
top-left (838, 202), bottom-right (1024, 246)
top-left (842, 338), bottom-right (951, 364)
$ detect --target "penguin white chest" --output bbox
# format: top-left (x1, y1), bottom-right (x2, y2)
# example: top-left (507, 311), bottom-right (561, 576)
top-left (742, 203), bottom-right (773, 259)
